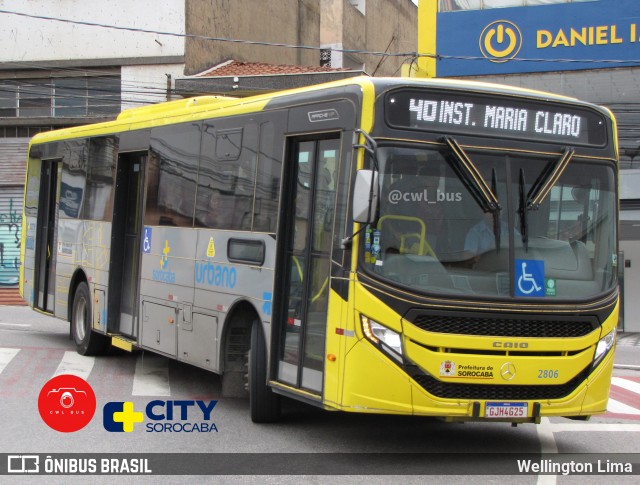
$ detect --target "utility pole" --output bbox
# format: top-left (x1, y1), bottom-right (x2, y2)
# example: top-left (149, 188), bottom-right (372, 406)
top-left (416, 0), bottom-right (437, 78)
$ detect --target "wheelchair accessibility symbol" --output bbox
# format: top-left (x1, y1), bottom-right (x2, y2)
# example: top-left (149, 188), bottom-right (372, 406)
top-left (143, 227), bottom-right (152, 253)
top-left (515, 259), bottom-right (545, 297)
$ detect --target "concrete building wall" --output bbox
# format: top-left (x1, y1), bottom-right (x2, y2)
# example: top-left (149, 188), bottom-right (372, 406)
top-left (0, 0), bottom-right (185, 62)
top-left (620, 240), bottom-right (640, 331)
top-left (185, 0), bottom-right (321, 75)
top-left (322, 0), bottom-right (417, 76)
top-left (121, 64), bottom-right (187, 110)
top-left (185, 0), bottom-right (416, 77)
top-left (361, 0), bottom-right (417, 76)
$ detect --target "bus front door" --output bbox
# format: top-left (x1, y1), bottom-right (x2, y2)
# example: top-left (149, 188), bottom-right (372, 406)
top-left (276, 137), bottom-right (340, 395)
top-left (108, 152), bottom-right (145, 338)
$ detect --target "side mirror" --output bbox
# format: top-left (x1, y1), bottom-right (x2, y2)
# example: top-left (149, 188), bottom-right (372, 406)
top-left (352, 169), bottom-right (379, 224)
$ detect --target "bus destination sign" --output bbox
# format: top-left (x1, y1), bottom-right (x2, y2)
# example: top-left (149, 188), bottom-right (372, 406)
top-left (385, 90), bottom-right (606, 146)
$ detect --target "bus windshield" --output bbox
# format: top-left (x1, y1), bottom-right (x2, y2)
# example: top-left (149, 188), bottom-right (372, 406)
top-left (361, 145), bottom-right (617, 300)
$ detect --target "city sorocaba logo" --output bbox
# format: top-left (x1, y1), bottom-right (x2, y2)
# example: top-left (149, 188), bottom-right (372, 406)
top-left (38, 374), bottom-right (96, 432)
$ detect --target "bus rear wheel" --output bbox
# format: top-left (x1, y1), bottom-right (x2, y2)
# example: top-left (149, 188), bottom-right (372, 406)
top-left (249, 321), bottom-right (280, 423)
top-left (71, 281), bottom-right (109, 356)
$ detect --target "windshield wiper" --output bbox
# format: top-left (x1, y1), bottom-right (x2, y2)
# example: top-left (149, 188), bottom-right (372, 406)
top-left (491, 167), bottom-right (501, 252)
top-left (518, 147), bottom-right (575, 250)
top-left (443, 137), bottom-right (503, 251)
top-left (443, 137), bottom-right (501, 214)
top-left (528, 148), bottom-right (574, 210)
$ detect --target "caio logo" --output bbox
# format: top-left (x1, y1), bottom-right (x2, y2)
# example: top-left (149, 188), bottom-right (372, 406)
top-left (479, 20), bottom-right (523, 62)
top-left (37, 374), bottom-right (96, 432)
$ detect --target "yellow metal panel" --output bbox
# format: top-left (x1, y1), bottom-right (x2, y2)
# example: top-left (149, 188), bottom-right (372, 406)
top-left (405, 339), bottom-right (594, 386)
top-left (111, 336), bottom-right (134, 352)
top-left (116, 96), bottom-right (236, 121)
top-left (582, 350), bottom-right (615, 415)
top-left (417, 0), bottom-right (437, 78)
top-left (323, 289), bottom-right (350, 407)
top-left (353, 281), bottom-right (404, 334)
top-left (342, 339), bottom-right (412, 414)
top-left (411, 384), bottom-right (476, 417)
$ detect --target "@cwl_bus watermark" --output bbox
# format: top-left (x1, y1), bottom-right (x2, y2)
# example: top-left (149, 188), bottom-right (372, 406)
top-left (387, 189), bottom-right (462, 205)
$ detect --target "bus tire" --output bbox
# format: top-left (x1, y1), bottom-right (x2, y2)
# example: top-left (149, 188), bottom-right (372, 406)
top-left (71, 281), bottom-right (109, 356)
top-left (249, 320), bottom-right (280, 423)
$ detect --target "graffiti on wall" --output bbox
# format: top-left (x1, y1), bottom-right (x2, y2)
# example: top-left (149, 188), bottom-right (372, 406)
top-left (0, 198), bottom-right (21, 286)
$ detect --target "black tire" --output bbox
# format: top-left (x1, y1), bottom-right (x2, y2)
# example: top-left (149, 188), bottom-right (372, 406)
top-left (249, 321), bottom-right (280, 423)
top-left (71, 281), bottom-right (109, 356)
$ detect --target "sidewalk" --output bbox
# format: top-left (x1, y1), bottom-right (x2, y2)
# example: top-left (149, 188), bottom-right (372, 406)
top-left (0, 288), bottom-right (26, 306)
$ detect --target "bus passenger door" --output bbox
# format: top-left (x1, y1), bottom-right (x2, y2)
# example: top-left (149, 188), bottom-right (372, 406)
top-left (34, 160), bottom-right (60, 313)
top-left (108, 152), bottom-right (145, 338)
top-left (276, 137), bottom-right (340, 395)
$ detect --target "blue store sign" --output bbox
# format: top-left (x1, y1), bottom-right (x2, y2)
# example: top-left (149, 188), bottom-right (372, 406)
top-left (436, 0), bottom-right (640, 76)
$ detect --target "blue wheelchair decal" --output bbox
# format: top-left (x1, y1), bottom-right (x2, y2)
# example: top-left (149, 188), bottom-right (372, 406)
top-left (143, 227), bottom-right (152, 253)
top-left (515, 259), bottom-right (545, 297)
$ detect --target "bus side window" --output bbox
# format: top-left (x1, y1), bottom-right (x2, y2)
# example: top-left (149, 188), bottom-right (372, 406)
top-left (195, 119), bottom-right (258, 231)
top-left (146, 122), bottom-right (201, 227)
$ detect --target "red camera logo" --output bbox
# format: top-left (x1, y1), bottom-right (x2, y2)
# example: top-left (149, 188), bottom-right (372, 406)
top-left (38, 374), bottom-right (96, 432)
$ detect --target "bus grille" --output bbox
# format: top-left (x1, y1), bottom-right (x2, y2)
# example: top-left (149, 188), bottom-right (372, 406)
top-left (411, 367), bottom-right (591, 401)
top-left (408, 315), bottom-right (595, 338)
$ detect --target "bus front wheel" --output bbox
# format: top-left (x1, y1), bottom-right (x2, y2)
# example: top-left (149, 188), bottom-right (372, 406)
top-left (71, 281), bottom-right (109, 356)
top-left (249, 321), bottom-right (280, 423)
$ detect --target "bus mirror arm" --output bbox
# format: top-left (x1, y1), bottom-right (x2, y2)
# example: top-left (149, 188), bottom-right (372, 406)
top-left (341, 225), bottom-right (367, 250)
top-left (354, 129), bottom-right (379, 171)
top-left (343, 130), bottom-right (380, 249)
top-left (345, 169), bottom-right (380, 248)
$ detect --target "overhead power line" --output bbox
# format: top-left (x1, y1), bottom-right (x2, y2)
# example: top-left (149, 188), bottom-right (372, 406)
top-left (2, 8), bottom-right (640, 65)
top-left (0, 9), bottom-right (419, 59)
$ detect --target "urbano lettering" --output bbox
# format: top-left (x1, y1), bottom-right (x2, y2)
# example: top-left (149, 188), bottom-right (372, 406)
top-left (195, 261), bottom-right (237, 289)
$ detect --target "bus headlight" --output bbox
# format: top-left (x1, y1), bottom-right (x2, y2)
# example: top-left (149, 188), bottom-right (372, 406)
top-left (593, 328), bottom-right (616, 368)
top-left (361, 315), bottom-right (403, 363)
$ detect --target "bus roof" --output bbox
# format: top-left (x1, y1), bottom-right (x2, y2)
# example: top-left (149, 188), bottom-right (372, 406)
top-left (29, 76), bottom-right (610, 146)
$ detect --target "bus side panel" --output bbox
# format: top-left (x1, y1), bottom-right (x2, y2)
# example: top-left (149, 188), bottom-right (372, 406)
top-left (139, 226), bottom-right (195, 359)
top-left (193, 231), bottom-right (277, 372)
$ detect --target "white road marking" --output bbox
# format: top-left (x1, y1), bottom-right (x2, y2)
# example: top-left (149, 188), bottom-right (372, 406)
top-left (606, 398), bottom-right (640, 415)
top-left (0, 323), bottom-right (30, 328)
top-left (547, 422), bottom-right (640, 432)
top-left (0, 348), bottom-right (20, 374)
top-left (611, 376), bottom-right (640, 395)
top-left (536, 419), bottom-right (558, 485)
top-left (52, 351), bottom-right (95, 380)
top-left (132, 353), bottom-right (171, 396)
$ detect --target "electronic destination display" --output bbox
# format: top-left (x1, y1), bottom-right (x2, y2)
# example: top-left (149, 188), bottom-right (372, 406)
top-left (385, 90), bottom-right (607, 146)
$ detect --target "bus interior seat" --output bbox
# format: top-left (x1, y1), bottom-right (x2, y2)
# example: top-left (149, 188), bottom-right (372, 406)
top-left (474, 237), bottom-right (593, 281)
top-left (381, 253), bottom-right (447, 285)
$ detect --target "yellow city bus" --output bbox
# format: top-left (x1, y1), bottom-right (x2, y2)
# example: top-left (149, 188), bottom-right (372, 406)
top-left (20, 76), bottom-right (618, 423)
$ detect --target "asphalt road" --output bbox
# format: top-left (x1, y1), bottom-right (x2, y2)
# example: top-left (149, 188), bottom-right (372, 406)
top-left (0, 306), bottom-right (639, 484)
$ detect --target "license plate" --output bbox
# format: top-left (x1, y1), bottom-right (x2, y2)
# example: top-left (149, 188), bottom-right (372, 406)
top-left (485, 402), bottom-right (528, 418)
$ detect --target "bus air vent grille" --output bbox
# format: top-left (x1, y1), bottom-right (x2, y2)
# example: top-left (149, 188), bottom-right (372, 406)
top-left (409, 315), bottom-right (595, 338)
